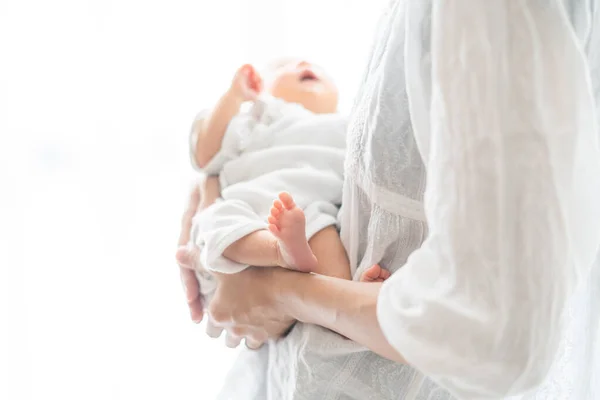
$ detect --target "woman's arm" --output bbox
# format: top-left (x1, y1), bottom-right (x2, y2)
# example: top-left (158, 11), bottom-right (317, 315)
top-left (377, 1), bottom-right (600, 398)
top-left (208, 2), bottom-right (600, 399)
top-left (279, 272), bottom-right (405, 363)
top-left (208, 268), bottom-right (404, 357)
top-left (198, 175), bottom-right (221, 209)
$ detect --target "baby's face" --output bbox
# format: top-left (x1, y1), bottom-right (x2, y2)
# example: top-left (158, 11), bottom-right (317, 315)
top-left (263, 58), bottom-right (339, 114)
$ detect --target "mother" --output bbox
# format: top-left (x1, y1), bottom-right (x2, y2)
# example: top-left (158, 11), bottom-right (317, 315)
top-left (177, 1), bottom-right (600, 398)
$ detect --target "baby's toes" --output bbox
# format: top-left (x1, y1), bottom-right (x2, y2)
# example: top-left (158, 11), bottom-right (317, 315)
top-left (363, 264), bottom-right (383, 281)
top-left (380, 268), bottom-right (391, 280)
top-left (360, 267), bottom-right (377, 282)
top-left (270, 206), bottom-right (281, 218)
top-left (273, 199), bottom-right (284, 211)
top-left (268, 215), bottom-right (278, 225)
top-left (278, 192), bottom-right (296, 210)
top-left (268, 224), bottom-right (280, 236)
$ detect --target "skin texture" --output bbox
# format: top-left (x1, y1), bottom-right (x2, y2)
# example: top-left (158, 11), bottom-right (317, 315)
top-left (178, 59), bottom-right (395, 355)
top-left (220, 192), bottom-right (351, 281)
top-left (175, 182), bottom-right (205, 323)
top-left (176, 180), bottom-right (404, 361)
top-left (265, 59), bottom-right (339, 114)
top-left (175, 178), bottom-right (293, 349)
top-left (176, 59), bottom-right (398, 359)
top-left (193, 59), bottom-right (339, 168)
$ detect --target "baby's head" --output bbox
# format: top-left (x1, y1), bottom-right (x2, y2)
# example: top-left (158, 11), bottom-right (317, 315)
top-left (261, 58), bottom-right (338, 114)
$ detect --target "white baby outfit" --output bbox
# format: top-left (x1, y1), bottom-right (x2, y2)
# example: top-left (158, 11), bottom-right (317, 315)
top-left (189, 96), bottom-right (347, 298)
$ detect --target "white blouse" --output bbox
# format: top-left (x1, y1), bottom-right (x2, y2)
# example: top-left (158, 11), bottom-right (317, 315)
top-left (371, 0), bottom-right (600, 398)
top-left (217, 1), bottom-right (600, 399)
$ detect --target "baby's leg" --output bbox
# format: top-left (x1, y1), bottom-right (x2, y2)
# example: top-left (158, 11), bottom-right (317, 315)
top-left (307, 225), bottom-right (352, 280)
top-left (223, 193), bottom-right (318, 272)
top-left (267, 193), bottom-right (318, 272)
top-left (268, 192), bottom-right (350, 278)
top-left (222, 229), bottom-right (281, 268)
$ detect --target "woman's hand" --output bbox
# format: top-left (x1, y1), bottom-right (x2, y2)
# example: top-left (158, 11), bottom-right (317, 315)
top-left (208, 266), bottom-right (406, 361)
top-left (176, 181), bottom-right (400, 359)
top-left (209, 268), bottom-right (297, 349)
top-left (175, 176), bottom-right (222, 323)
top-left (175, 176), bottom-right (292, 348)
top-left (175, 182), bottom-right (205, 323)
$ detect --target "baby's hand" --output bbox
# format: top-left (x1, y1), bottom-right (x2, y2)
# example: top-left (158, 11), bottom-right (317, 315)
top-left (230, 64), bottom-right (263, 102)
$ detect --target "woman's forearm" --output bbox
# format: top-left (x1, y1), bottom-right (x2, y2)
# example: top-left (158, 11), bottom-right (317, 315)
top-left (278, 271), bottom-right (406, 363)
top-left (199, 175), bottom-right (221, 209)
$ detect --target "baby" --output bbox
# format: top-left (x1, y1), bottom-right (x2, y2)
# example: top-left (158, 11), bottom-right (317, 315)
top-left (188, 58), bottom-right (389, 300)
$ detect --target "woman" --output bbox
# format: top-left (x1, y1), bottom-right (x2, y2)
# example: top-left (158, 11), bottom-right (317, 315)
top-left (177, 1), bottom-right (600, 398)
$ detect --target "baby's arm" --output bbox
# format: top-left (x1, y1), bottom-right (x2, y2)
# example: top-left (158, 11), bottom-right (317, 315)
top-left (193, 64), bottom-right (263, 168)
top-left (198, 175), bottom-right (221, 209)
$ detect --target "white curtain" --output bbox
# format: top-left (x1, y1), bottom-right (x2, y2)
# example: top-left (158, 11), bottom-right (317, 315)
top-left (0, 0), bottom-right (387, 399)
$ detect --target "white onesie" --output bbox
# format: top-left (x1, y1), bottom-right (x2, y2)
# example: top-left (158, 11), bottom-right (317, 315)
top-left (189, 96), bottom-right (347, 298)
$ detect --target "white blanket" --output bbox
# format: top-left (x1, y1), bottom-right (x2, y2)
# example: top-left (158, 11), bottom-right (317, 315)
top-left (190, 96), bottom-right (347, 297)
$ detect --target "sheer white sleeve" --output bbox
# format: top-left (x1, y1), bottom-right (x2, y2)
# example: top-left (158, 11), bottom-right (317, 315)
top-left (377, 1), bottom-right (600, 398)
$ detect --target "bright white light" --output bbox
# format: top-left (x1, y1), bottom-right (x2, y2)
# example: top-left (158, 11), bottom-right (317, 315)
top-left (0, 0), bottom-right (386, 399)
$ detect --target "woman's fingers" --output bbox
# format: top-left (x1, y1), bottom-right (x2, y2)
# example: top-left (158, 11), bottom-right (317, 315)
top-left (205, 317), bottom-right (224, 338)
top-left (208, 297), bottom-right (268, 349)
top-left (176, 181), bottom-right (204, 323)
top-left (178, 266), bottom-right (203, 323)
top-left (188, 294), bottom-right (204, 324)
top-left (175, 246), bottom-right (201, 271)
top-left (224, 325), bottom-right (266, 350)
top-left (245, 338), bottom-right (265, 350)
top-left (225, 332), bottom-right (242, 348)
top-left (208, 268), bottom-right (296, 349)
top-left (178, 181), bottom-right (202, 246)
top-left (178, 265), bottom-right (199, 299)
top-left (176, 245), bottom-right (205, 323)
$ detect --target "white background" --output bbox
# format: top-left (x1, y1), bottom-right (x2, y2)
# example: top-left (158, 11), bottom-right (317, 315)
top-left (0, 0), bottom-right (387, 399)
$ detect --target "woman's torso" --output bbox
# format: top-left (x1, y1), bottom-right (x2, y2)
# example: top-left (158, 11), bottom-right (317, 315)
top-left (220, 1), bottom-right (600, 398)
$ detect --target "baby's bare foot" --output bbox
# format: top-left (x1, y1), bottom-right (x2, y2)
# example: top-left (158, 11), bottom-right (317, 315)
top-left (267, 192), bottom-right (317, 272)
top-left (359, 264), bottom-right (391, 283)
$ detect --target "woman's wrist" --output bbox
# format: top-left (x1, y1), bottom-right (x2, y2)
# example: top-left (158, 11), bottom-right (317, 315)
top-left (272, 269), bottom-right (350, 328)
top-left (270, 269), bottom-right (406, 363)
top-left (271, 269), bottom-right (315, 324)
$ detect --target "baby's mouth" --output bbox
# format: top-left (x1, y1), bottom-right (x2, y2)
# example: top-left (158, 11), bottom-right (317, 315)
top-left (299, 69), bottom-right (319, 82)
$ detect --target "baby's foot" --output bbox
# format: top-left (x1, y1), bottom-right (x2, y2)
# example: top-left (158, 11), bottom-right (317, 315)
top-left (359, 264), bottom-right (391, 283)
top-left (268, 192), bottom-right (318, 272)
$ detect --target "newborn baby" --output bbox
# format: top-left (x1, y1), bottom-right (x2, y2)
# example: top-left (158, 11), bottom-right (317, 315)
top-left (188, 58), bottom-right (389, 300)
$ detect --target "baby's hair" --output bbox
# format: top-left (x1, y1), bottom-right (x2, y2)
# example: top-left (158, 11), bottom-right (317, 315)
top-left (261, 56), bottom-right (300, 71)
top-left (259, 56), bottom-right (337, 92)
top-left (259, 56), bottom-right (308, 84)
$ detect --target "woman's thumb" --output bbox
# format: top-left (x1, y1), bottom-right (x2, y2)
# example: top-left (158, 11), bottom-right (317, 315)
top-left (176, 245), bottom-right (200, 270)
